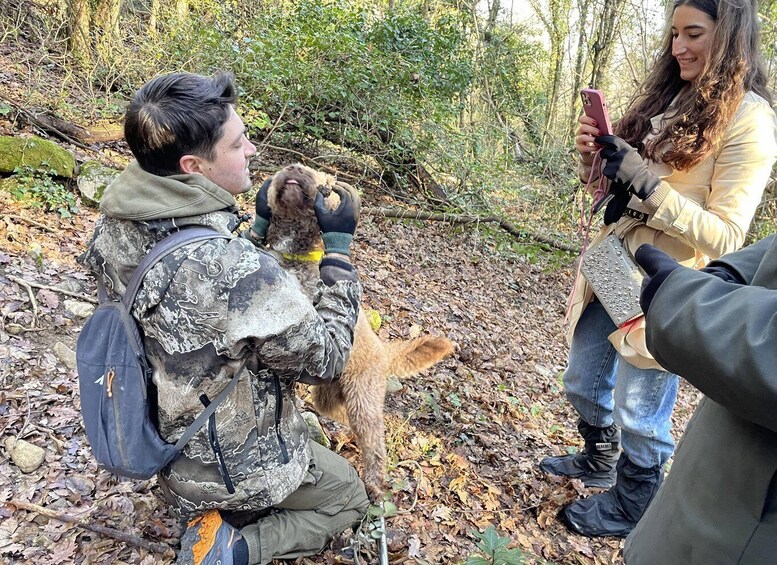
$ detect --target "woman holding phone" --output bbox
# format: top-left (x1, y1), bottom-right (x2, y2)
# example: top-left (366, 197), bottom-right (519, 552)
top-left (540, 0), bottom-right (777, 538)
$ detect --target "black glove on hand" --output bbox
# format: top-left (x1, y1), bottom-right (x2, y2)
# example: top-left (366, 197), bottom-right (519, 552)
top-left (603, 181), bottom-right (631, 225)
top-left (252, 177), bottom-right (273, 242)
top-left (634, 244), bottom-right (683, 313)
top-left (315, 182), bottom-right (360, 256)
top-left (700, 264), bottom-right (746, 284)
top-left (595, 135), bottom-right (660, 201)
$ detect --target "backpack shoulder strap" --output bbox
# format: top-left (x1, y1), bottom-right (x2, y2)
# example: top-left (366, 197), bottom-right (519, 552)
top-left (119, 227), bottom-right (243, 452)
top-left (122, 227), bottom-right (229, 309)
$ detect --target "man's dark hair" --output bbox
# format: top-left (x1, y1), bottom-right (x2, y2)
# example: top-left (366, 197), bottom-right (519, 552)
top-left (124, 72), bottom-right (237, 176)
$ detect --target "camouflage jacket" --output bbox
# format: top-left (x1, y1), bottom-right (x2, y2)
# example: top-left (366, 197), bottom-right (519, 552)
top-left (78, 162), bottom-right (361, 517)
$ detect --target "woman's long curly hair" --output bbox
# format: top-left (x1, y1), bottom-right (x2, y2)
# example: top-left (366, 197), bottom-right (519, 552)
top-left (615, 0), bottom-right (771, 171)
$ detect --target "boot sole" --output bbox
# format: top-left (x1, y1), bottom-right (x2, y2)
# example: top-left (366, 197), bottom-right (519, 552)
top-left (558, 507), bottom-right (632, 538)
top-left (539, 462), bottom-right (615, 489)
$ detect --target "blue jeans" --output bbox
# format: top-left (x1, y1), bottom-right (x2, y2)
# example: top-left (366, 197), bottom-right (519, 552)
top-left (563, 299), bottom-right (678, 469)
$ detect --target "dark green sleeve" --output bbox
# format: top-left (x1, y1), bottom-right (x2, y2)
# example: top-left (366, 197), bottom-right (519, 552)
top-left (645, 238), bottom-right (777, 432)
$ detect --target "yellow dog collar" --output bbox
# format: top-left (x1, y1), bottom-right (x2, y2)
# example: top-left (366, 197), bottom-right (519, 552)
top-left (282, 250), bottom-right (324, 263)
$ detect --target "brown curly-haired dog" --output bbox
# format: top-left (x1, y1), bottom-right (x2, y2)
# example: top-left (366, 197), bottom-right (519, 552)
top-left (265, 163), bottom-right (455, 500)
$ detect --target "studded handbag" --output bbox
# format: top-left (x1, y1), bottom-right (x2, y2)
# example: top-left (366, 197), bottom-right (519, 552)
top-left (580, 233), bottom-right (644, 326)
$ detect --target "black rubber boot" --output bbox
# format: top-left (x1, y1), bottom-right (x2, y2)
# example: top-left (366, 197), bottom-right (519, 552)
top-left (558, 455), bottom-right (662, 538)
top-left (539, 419), bottom-right (620, 488)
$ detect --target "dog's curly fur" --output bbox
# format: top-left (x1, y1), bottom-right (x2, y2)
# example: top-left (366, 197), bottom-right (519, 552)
top-left (265, 163), bottom-right (456, 500)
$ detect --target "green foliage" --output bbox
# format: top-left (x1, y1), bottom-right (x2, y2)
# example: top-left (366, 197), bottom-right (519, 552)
top-left (465, 526), bottom-right (526, 565)
top-left (478, 22), bottom-right (547, 145)
top-left (748, 183), bottom-right (777, 244)
top-left (3, 0), bottom-right (580, 243)
top-left (8, 166), bottom-right (79, 218)
top-left (367, 500), bottom-right (398, 518)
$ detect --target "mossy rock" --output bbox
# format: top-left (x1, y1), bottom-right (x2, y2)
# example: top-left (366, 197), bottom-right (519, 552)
top-left (77, 160), bottom-right (121, 206)
top-left (0, 135), bottom-right (76, 178)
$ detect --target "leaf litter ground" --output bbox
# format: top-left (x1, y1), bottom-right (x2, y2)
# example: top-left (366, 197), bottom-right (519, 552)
top-left (0, 180), bottom-right (702, 564)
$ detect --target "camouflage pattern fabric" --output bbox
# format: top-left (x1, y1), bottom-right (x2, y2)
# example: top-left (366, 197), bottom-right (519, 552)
top-left (79, 174), bottom-right (361, 518)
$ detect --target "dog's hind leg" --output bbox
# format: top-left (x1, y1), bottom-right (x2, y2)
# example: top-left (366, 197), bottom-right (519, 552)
top-left (340, 368), bottom-right (388, 501)
top-left (311, 382), bottom-right (349, 425)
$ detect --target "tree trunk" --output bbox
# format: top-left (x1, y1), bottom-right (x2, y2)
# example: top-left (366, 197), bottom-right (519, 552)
top-left (590, 0), bottom-right (623, 91)
top-left (148, 0), bottom-right (159, 35)
top-left (92, 0), bottom-right (121, 60)
top-left (175, 0), bottom-right (188, 22)
top-left (530, 0), bottom-right (571, 144)
top-left (67, 0), bottom-right (91, 65)
top-left (569, 0), bottom-right (593, 133)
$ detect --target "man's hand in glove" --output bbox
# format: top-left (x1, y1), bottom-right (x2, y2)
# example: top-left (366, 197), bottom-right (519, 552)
top-left (595, 135), bottom-right (660, 201)
top-left (634, 244), bottom-right (684, 313)
top-left (314, 182), bottom-right (361, 256)
top-left (250, 177), bottom-right (273, 243)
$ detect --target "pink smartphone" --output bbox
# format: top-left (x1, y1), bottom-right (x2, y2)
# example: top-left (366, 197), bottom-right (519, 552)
top-left (580, 88), bottom-right (613, 136)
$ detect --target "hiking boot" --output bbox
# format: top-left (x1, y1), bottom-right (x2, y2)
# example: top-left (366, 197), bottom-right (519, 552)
top-left (177, 509), bottom-right (247, 565)
top-left (558, 455), bottom-right (662, 538)
top-left (540, 419), bottom-right (620, 488)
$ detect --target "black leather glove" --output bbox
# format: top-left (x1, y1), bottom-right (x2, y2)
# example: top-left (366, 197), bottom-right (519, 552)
top-left (603, 181), bottom-right (631, 225)
top-left (251, 177), bottom-right (273, 242)
top-left (700, 264), bottom-right (746, 284)
top-left (634, 244), bottom-right (683, 313)
top-left (314, 182), bottom-right (360, 256)
top-left (595, 135), bottom-right (660, 201)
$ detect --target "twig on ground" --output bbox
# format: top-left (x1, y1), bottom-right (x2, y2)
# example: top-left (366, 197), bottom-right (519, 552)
top-left (7, 500), bottom-right (175, 558)
top-left (363, 207), bottom-right (579, 253)
top-left (7, 275), bottom-right (98, 305)
top-left (394, 460), bottom-right (422, 514)
top-left (8, 275), bottom-right (38, 327)
top-left (2, 214), bottom-right (58, 233)
top-left (16, 391), bottom-right (32, 439)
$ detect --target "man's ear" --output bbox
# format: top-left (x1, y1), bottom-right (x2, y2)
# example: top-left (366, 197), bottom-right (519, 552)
top-left (179, 154), bottom-right (206, 175)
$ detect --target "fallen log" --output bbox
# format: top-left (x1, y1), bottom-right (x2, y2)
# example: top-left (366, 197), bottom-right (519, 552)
top-left (7, 499), bottom-right (175, 558)
top-left (363, 206), bottom-right (579, 253)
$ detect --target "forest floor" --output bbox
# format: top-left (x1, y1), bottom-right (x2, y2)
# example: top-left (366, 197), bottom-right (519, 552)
top-left (0, 43), bottom-right (702, 565)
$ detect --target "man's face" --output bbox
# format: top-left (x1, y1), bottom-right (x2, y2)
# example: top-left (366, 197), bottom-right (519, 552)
top-left (195, 106), bottom-right (257, 195)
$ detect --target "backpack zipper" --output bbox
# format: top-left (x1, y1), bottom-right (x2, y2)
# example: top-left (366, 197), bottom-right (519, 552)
top-left (274, 375), bottom-right (289, 463)
top-left (109, 366), bottom-right (129, 466)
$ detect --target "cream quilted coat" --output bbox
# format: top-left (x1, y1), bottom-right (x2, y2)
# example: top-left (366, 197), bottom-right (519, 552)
top-left (569, 91), bottom-right (777, 369)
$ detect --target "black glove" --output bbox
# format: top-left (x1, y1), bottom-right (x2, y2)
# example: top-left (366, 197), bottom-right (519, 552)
top-left (314, 182), bottom-right (360, 256)
top-left (603, 181), bottom-right (631, 225)
top-left (700, 264), bottom-right (746, 284)
top-left (251, 177), bottom-right (273, 242)
top-left (595, 135), bottom-right (660, 201)
top-left (634, 244), bottom-right (683, 313)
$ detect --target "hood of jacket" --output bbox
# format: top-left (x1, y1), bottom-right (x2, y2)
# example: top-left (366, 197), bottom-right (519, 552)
top-left (100, 160), bottom-right (238, 221)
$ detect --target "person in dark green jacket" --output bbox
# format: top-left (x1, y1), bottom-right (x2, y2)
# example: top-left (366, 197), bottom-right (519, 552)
top-left (627, 235), bottom-right (777, 563)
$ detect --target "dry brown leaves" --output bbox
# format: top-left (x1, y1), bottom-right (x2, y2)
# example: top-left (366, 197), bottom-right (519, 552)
top-left (0, 184), bottom-right (701, 564)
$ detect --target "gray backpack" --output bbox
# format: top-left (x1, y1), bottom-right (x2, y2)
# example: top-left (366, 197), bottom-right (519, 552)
top-left (76, 227), bottom-right (240, 480)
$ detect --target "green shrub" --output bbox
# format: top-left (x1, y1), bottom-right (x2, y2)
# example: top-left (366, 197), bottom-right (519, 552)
top-left (8, 166), bottom-right (79, 218)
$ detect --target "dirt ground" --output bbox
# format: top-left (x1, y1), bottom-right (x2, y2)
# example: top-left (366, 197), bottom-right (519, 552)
top-left (0, 173), bottom-right (701, 564)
